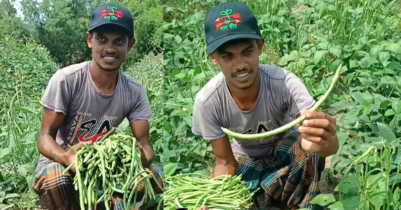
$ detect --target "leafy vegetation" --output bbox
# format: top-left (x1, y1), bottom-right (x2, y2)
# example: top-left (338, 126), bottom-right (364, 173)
top-left (2, 0), bottom-right (163, 66)
top-left (163, 0), bottom-right (401, 209)
top-left (2, 0), bottom-right (401, 208)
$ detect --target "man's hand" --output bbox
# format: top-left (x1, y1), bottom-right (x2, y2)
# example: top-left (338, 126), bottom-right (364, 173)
top-left (199, 206), bottom-right (208, 210)
top-left (62, 143), bottom-right (85, 173)
top-left (136, 141), bottom-right (154, 168)
top-left (298, 110), bottom-right (339, 157)
top-left (210, 136), bottom-right (237, 178)
top-left (130, 120), bottom-right (154, 168)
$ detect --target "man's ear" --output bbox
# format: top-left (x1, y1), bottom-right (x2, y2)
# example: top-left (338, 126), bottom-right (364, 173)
top-left (127, 38), bottom-right (135, 51)
top-left (209, 53), bottom-right (218, 66)
top-left (257, 38), bottom-right (265, 55)
top-left (86, 32), bottom-right (93, 49)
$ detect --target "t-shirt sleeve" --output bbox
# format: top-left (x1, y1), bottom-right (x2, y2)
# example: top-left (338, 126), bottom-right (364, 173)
top-left (40, 70), bottom-right (70, 115)
top-left (283, 72), bottom-right (316, 118)
top-left (127, 86), bottom-right (153, 122)
top-left (192, 96), bottom-right (226, 140)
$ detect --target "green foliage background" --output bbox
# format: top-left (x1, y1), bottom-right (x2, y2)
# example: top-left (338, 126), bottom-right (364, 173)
top-left (1, 0), bottom-right (401, 209)
top-left (163, 0), bottom-right (401, 209)
top-left (0, 0), bottom-right (163, 208)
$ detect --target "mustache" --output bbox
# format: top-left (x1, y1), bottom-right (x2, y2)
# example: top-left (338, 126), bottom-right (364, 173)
top-left (232, 69), bottom-right (252, 77)
top-left (101, 54), bottom-right (119, 58)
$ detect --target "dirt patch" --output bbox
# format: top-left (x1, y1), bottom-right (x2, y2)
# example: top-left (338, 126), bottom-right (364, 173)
top-left (320, 155), bottom-right (337, 194)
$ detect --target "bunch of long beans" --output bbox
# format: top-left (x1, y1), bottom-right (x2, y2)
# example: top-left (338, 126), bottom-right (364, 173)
top-left (63, 129), bottom-right (160, 210)
top-left (164, 173), bottom-right (256, 210)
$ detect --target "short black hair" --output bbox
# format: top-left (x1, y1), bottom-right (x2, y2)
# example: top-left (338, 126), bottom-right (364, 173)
top-left (89, 24), bottom-right (132, 39)
top-left (214, 38), bottom-right (258, 54)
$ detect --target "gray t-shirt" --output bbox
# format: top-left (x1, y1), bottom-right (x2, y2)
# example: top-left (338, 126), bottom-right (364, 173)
top-left (34, 61), bottom-right (152, 177)
top-left (192, 64), bottom-right (315, 158)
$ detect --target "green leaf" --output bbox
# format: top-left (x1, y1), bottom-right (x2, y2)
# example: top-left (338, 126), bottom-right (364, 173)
top-left (17, 164), bottom-right (28, 177)
top-left (192, 169), bottom-right (210, 176)
top-left (377, 122), bottom-right (396, 141)
top-left (339, 196), bottom-right (360, 210)
top-left (337, 175), bottom-right (359, 194)
top-left (358, 55), bottom-right (375, 68)
top-left (314, 50), bottom-right (327, 64)
top-left (191, 85), bottom-right (201, 94)
top-left (370, 45), bottom-right (383, 57)
top-left (4, 193), bottom-right (20, 199)
top-left (386, 43), bottom-right (401, 54)
top-left (379, 51), bottom-right (390, 63)
top-left (175, 35), bottom-right (182, 44)
top-left (380, 100), bottom-right (391, 109)
top-left (349, 91), bottom-right (363, 104)
top-left (329, 59), bottom-right (342, 72)
top-left (277, 50), bottom-right (298, 66)
top-left (117, 119), bottom-right (129, 130)
top-left (164, 162), bottom-right (178, 177)
top-left (343, 73), bottom-right (354, 86)
top-left (385, 109), bottom-right (395, 116)
top-left (329, 46), bottom-right (342, 57)
top-left (0, 148), bottom-right (10, 159)
top-left (327, 201), bottom-right (344, 210)
top-left (164, 33), bottom-right (174, 39)
top-left (164, 121), bottom-right (172, 132)
top-left (349, 59), bottom-right (358, 69)
top-left (310, 194), bottom-right (336, 206)
top-left (163, 150), bottom-right (177, 160)
top-left (393, 187), bottom-right (400, 202)
top-left (388, 61), bottom-right (401, 71)
top-left (337, 131), bottom-right (348, 148)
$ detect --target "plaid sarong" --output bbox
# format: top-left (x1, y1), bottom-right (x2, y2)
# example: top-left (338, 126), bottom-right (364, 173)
top-left (33, 161), bottom-right (163, 210)
top-left (235, 129), bottom-right (325, 210)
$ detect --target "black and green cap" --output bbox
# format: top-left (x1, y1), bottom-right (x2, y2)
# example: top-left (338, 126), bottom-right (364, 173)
top-left (88, 3), bottom-right (134, 38)
top-left (204, 2), bottom-right (261, 55)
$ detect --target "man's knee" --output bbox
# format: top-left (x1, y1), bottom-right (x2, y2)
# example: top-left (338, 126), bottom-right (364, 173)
top-left (37, 162), bottom-right (74, 190)
top-left (35, 163), bottom-right (77, 210)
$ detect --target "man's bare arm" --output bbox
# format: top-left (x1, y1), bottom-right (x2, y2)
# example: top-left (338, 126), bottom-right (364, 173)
top-left (37, 107), bottom-right (70, 166)
top-left (210, 135), bottom-right (237, 178)
top-left (130, 120), bottom-right (154, 168)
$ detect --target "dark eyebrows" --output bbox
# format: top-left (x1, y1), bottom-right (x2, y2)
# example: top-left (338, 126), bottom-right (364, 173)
top-left (94, 33), bottom-right (126, 42)
top-left (217, 42), bottom-right (255, 55)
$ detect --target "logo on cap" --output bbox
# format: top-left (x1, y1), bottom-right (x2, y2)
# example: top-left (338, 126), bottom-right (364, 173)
top-left (215, 9), bottom-right (242, 31)
top-left (100, 6), bottom-right (123, 21)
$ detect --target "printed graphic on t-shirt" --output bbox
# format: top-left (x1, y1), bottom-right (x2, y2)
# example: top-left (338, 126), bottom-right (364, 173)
top-left (229, 120), bottom-right (279, 146)
top-left (68, 113), bottom-right (119, 146)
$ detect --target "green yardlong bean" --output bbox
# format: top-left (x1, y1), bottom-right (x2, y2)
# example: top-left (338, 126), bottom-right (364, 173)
top-left (62, 129), bottom-right (161, 210)
top-left (164, 173), bottom-right (256, 210)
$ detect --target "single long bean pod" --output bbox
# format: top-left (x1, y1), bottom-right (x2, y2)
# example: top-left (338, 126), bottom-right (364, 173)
top-left (221, 63), bottom-right (343, 139)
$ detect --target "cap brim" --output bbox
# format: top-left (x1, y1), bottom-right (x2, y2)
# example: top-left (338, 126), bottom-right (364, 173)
top-left (88, 23), bottom-right (133, 38)
top-left (207, 34), bottom-right (261, 55)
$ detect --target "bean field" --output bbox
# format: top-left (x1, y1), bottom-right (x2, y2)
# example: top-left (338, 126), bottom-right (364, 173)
top-left (163, 0), bottom-right (401, 209)
top-left (0, 0), bottom-right (401, 209)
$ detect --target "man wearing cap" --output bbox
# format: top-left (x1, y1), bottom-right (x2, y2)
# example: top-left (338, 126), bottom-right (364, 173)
top-left (32, 3), bottom-right (163, 210)
top-left (193, 2), bottom-right (338, 210)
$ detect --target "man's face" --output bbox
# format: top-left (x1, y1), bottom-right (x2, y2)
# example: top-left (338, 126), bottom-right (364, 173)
top-left (210, 39), bottom-right (264, 90)
top-left (86, 27), bottom-right (135, 72)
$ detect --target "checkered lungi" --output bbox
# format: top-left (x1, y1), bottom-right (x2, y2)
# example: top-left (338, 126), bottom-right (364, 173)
top-left (33, 161), bottom-right (163, 210)
top-left (235, 129), bottom-right (326, 210)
